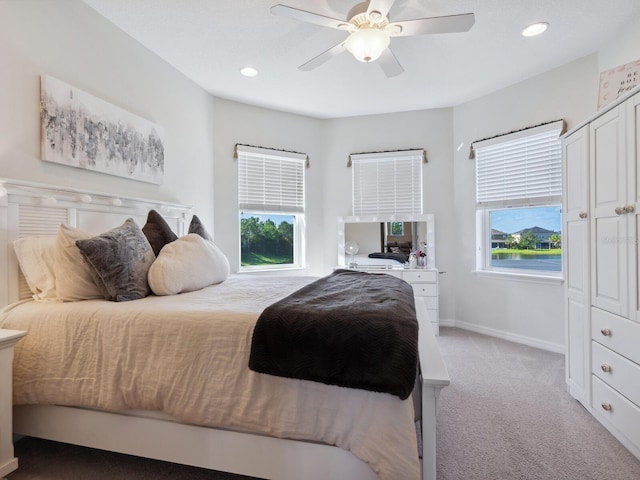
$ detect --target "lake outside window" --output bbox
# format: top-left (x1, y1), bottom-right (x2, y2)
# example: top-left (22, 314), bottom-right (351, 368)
top-left (488, 206), bottom-right (561, 272)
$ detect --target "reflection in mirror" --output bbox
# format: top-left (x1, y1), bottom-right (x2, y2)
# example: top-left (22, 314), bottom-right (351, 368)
top-left (338, 214), bottom-right (435, 269)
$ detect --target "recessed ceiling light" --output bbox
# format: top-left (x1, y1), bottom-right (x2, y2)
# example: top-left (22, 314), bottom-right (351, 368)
top-left (240, 66), bottom-right (258, 77)
top-left (522, 22), bottom-right (549, 37)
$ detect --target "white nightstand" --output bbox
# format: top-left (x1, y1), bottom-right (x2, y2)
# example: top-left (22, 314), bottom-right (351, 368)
top-left (0, 330), bottom-right (26, 479)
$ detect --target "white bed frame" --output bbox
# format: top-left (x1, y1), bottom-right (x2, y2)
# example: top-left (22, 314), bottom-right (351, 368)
top-left (0, 178), bottom-right (450, 480)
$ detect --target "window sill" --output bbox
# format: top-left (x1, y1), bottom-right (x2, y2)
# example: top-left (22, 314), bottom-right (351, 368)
top-left (473, 269), bottom-right (564, 285)
top-left (238, 266), bottom-right (306, 274)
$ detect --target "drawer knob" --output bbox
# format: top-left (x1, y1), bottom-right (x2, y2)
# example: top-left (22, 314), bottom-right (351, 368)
top-left (615, 207), bottom-right (624, 215)
top-left (600, 328), bottom-right (612, 337)
top-left (579, 211), bottom-right (588, 219)
top-left (601, 402), bottom-right (612, 412)
top-left (601, 364), bottom-right (612, 373)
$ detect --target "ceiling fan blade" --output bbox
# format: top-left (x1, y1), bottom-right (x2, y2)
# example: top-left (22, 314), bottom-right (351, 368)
top-left (389, 13), bottom-right (475, 37)
top-left (271, 4), bottom-right (347, 30)
top-left (366, 0), bottom-right (396, 20)
top-left (299, 41), bottom-right (347, 71)
top-left (378, 47), bottom-right (404, 78)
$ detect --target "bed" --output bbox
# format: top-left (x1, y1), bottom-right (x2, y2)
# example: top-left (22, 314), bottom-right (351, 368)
top-left (0, 178), bottom-right (449, 480)
top-left (350, 253), bottom-right (407, 267)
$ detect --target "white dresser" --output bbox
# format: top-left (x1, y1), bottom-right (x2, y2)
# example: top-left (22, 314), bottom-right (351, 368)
top-left (343, 267), bottom-right (439, 335)
top-left (563, 87), bottom-right (640, 459)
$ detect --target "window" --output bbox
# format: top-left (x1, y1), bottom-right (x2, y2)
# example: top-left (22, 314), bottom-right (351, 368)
top-left (237, 145), bottom-right (306, 271)
top-left (474, 121), bottom-right (564, 277)
top-left (350, 150), bottom-right (424, 216)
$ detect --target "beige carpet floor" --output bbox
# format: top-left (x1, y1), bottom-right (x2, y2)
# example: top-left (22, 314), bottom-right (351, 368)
top-left (8, 327), bottom-right (640, 479)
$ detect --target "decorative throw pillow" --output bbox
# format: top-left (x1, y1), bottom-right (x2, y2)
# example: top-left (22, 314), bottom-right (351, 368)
top-left (13, 236), bottom-right (58, 302)
top-left (142, 209), bottom-right (178, 256)
top-left (75, 218), bottom-right (156, 302)
top-left (188, 214), bottom-right (212, 241)
top-left (148, 233), bottom-right (230, 296)
top-left (54, 224), bottom-right (104, 302)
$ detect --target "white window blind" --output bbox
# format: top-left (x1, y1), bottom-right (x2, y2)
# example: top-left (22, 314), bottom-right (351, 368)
top-left (237, 145), bottom-right (306, 213)
top-left (351, 150), bottom-right (423, 216)
top-left (475, 121), bottom-right (564, 208)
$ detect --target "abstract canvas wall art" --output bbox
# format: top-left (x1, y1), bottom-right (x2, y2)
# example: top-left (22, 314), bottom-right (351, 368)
top-left (40, 75), bottom-right (164, 184)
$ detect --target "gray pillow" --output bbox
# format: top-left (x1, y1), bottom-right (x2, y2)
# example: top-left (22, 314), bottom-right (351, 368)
top-left (75, 218), bottom-right (155, 302)
top-left (188, 215), bottom-right (212, 241)
top-left (142, 209), bottom-right (178, 256)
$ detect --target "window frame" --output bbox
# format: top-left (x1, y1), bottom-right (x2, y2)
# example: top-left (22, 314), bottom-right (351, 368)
top-left (473, 121), bottom-right (564, 281)
top-left (237, 145), bottom-right (306, 272)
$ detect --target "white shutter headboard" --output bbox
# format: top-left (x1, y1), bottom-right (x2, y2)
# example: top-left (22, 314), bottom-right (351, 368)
top-left (0, 178), bottom-right (193, 307)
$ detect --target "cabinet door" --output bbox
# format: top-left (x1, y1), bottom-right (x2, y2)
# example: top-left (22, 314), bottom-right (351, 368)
top-left (590, 104), bottom-right (628, 317)
top-left (563, 126), bottom-right (590, 401)
top-left (629, 93), bottom-right (640, 323)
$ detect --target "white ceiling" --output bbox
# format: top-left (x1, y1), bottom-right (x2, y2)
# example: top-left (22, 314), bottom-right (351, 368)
top-left (82, 0), bottom-right (640, 119)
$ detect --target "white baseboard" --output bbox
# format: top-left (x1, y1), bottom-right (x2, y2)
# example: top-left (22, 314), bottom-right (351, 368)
top-left (439, 319), bottom-right (565, 354)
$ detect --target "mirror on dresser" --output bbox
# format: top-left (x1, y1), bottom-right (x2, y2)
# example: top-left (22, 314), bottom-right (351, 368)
top-left (337, 214), bottom-right (435, 269)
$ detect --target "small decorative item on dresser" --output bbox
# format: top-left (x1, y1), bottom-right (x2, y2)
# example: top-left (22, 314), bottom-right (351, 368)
top-left (412, 249), bottom-right (427, 268)
top-left (409, 252), bottom-right (417, 269)
top-left (344, 240), bottom-right (359, 268)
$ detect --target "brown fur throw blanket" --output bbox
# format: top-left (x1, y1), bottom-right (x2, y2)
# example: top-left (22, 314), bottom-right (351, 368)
top-left (249, 269), bottom-right (418, 399)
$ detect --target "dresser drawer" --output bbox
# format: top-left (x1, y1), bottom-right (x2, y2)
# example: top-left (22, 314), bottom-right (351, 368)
top-left (403, 270), bottom-right (437, 283)
top-left (592, 341), bottom-right (640, 407)
top-left (378, 270), bottom-right (403, 279)
top-left (411, 283), bottom-right (437, 297)
top-left (592, 307), bottom-right (640, 365)
top-left (592, 376), bottom-right (640, 449)
top-left (417, 296), bottom-right (437, 309)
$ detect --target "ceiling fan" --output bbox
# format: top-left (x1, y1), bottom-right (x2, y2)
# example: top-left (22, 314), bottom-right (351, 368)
top-left (271, 0), bottom-right (475, 77)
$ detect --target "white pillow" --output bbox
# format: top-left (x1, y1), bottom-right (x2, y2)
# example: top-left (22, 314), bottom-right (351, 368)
top-left (54, 223), bottom-right (104, 301)
top-left (13, 236), bottom-right (59, 302)
top-left (148, 234), bottom-right (230, 296)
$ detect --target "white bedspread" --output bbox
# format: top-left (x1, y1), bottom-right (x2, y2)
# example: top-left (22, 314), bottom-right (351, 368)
top-left (0, 274), bottom-right (420, 480)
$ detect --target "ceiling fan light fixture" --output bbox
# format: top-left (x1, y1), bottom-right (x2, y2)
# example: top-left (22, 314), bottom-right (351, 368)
top-left (368, 10), bottom-right (382, 23)
top-left (345, 27), bottom-right (390, 63)
top-left (387, 24), bottom-right (402, 35)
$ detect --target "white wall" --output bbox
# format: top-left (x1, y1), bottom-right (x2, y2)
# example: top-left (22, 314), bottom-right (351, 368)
top-left (444, 17), bottom-right (640, 351)
top-left (598, 17), bottom-right (640, 72)
top-left (322, 109), bottom-right (456, 315)
top-left (211, 97), bottom-right (326, 275)
top-left (0, 0), bottom-right (216, 229)
top-left (449, 54), bottom-right (599, 351)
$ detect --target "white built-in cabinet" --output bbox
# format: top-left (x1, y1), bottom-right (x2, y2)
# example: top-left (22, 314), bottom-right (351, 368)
top-left (563, 88), bottom-right (640, 459)
top-left (563, 124), bottom-right (590, 402)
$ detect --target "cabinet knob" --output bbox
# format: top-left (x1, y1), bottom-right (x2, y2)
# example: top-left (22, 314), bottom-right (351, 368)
top-left (600, 328), bottom-right (612, 337)
top-left (615, 207), bottom-right (624, 215)
top-left (601, 364), bottom-right (612, 373)
top-left (601, 402), bottom-right (612, 412)
top-left (579, 212), bottom-right (588, 219)
top-left (624, 204), bottom-right (636, 214)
